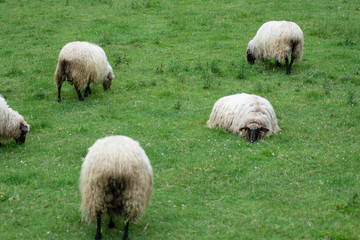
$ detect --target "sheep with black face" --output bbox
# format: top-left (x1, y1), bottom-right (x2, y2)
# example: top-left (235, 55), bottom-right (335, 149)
top-left (207, 93), bottom-right (280, 143)
top-left (0, 95), bottom-right (29, 145)
top-left (54, 41), bottom-right (115, 102)
top-left (246, 21), bottom-right (304, 74)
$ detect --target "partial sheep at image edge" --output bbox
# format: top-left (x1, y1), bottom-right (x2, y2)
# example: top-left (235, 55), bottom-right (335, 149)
top-left (0, 95), bottom-right (29, 145)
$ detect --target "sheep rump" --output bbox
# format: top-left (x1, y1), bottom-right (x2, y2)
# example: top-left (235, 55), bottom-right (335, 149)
top-left (54, 41), bottom-right (115, 102)
top-left (246, 21), bottom-right (304, 74)
top-left (207, 93), bottom-right (280, 142)
top-left (0, 95), bottom-right (29, 145)
top-left (80, 135), bottom-right (153, 239)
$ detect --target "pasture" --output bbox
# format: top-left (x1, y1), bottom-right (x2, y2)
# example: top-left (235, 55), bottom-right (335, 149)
top-left (0, 0), bottom-right (359, 239)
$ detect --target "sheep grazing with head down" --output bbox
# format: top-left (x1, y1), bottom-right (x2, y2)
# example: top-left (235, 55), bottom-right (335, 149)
top-left (0, 95), bottom-right (29, 145)
top-left (207, 93), bottom-right (280, 143)
top-left (54, 41), bottom-right (115, 102)
top-left (80, 135), bottom-right (153, 240)
top-left (246, 21), bottom-right (304, 74)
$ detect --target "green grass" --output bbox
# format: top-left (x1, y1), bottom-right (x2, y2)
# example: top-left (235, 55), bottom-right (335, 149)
top-left (1, 0), bottom-right (359, 239)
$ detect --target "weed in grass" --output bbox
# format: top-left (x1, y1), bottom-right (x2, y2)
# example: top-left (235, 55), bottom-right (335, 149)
top-left (4, 66), bottom-right (23, 77)
top-left (202, 71), bottom-right (214, 89)
top-left (156, 63), bottom-right (164, 74)
top-left (322, 79), bottom-right (332, 96)
top-left (347, 90), bottom-right (356, 105)
top-left (173, 101), bottom-right (182, 110)
top-left (337, 192), bottom-right (360, 214)
top-left (236, 68), bottom-right (245, 80)
top-left (114, 54), bottom-right (130, 68)
top-left (210, 60), bottom-right (221, 75)
top-left (168, 60), bottom-right (184, 75)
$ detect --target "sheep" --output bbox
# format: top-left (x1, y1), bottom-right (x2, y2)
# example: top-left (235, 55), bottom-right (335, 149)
top-left (207, 93), bottom-right (280, 143)
top-left (54, 41), bottom-right (115, 102)
top-left (0, 95), bottom-right (29, 145)
top-left (80, 135), bottom-right (153, 240)
top-left (246, 21), bottom-right (304, 74)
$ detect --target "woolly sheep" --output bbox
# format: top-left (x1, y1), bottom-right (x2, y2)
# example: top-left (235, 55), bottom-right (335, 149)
top-left (80, 135), bottom-right (153, 240)
top-left (0, 95), bottom-right (29, 145)
top-left (207, 93), bottom-right (280, 143)
top-left (246, 21), bottom-right (304, 74)
top-left (54, 41), bottom-right (115, 102)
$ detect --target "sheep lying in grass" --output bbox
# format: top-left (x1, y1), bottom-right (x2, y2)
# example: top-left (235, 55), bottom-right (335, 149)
top-left (207, 93), bottom-right (280, 143)
top-left (246, 21), bottom-right (304, 74)
top-left (80, 135), bottom-right (153, 240)
top-left (0, 95), bottom-right (29, 145)
top-left (54, 41), bottom-right (115, 102)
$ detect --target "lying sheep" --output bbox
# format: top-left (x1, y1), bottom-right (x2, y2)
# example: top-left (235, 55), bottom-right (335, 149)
top-left (54, 41), bottom-right (115, 102)
top-left (0, 95), bottom-right (29, 145)
top-left (246, 21), bottom-right (304, 74)
top-left (207, 93), bottom-right (280, 143)
top-left (80, 135), bottom-right (153, 240)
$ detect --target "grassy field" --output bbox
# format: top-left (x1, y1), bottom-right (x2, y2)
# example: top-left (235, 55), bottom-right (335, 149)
top-left (0, 0), bottom-right (359, 239)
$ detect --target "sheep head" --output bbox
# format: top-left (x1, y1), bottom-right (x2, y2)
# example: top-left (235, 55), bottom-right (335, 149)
top-left (246, 40), bottom-right (256, 64)
top-left (246, 48), bottom-right (256, 65)
top-left (240, 126), bottom-right (269, 143)
top-left (15, 123), bottom-right (29, 145)
top-left (103, 71), bottom-right (114, 90)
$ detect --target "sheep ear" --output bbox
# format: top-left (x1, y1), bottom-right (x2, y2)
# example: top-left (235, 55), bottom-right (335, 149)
top-left (108, 72), bottom-right (114, 80)
top-left (260, 127), bottom-right (269, 133)
top-left (20, 124), bottom-right (28, 132)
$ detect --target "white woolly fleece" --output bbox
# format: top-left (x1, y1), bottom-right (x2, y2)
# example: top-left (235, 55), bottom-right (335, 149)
top-left (80, 135), bottom-right (153, 223)
top-left (207, 93), bottom-right (280, 138)
top-left (54, 41), bottom-right (114, 89)
top-left (0, 95), bottom-right (29, 141)
top-left (247, 21), bottom-right (304, 62)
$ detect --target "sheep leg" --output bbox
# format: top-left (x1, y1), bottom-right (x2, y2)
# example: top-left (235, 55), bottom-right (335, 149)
top-left (122, 221), bottom-right (129, 240)
top-left (84, 82), bottom-right (92, 98)
top-left (276, 61), bottom-right (281, 67)
top-left (57, 81), bottom-right (64, 102)
top-left (74, 85), bottom-right (84, 101)
top-left (95, 212), bottom-right (102, 240)
top-left (285, 57), bottom-right (291, 74)
top-left (108, 217), bottom-right (115, 228)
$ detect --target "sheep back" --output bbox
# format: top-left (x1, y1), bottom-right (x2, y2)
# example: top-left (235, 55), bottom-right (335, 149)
top-left (54, 41), bottom-right (114, 89)
top-left (80, 135), bottom-right (153, 223)
top-left (207, 93), bottom-right (280, 138)
top-left (247, 21), bottom-right (304, 62)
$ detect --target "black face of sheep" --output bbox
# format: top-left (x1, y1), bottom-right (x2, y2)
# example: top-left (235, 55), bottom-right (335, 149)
top-left (240, 127), bottom-right (269, 143)
top-left (103, 72), bottom-right (114, 91)
top-left (246, 49), bottom-right (256, 65)
top-left (15, 124), bottom-right (29, 145)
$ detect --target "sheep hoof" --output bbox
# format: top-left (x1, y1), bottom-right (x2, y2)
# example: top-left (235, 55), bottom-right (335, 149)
top-left (79, 97), bottom-right (84, 101)
top-left (57, 98), bottom-right (61, 102)
top-left (95, 232), bottom-right (102, 240)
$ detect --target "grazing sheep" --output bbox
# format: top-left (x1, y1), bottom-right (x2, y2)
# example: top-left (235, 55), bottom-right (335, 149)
top-left (80, 135), bottom-right (153, 240)
top-left (246, 21), bottom-right (304, 74)
top-left (54, 41), bottom-right (115, 102)
top-left (0, 95), bottom-right (29, 145)
top-left (207, 93), bottom-right (280, 143)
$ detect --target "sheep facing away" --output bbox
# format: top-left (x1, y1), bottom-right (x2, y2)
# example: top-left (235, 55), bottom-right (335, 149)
top-left (207, 93), bottom-right (280, 143)
top-left (80, 135), bottom-right (153, 240)
top-left (246, 21), bottom-right (304, 74)
top-left (54, 41), bottom-right (115, 102)
top-left (0, 95), bottom-right (29, 145)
